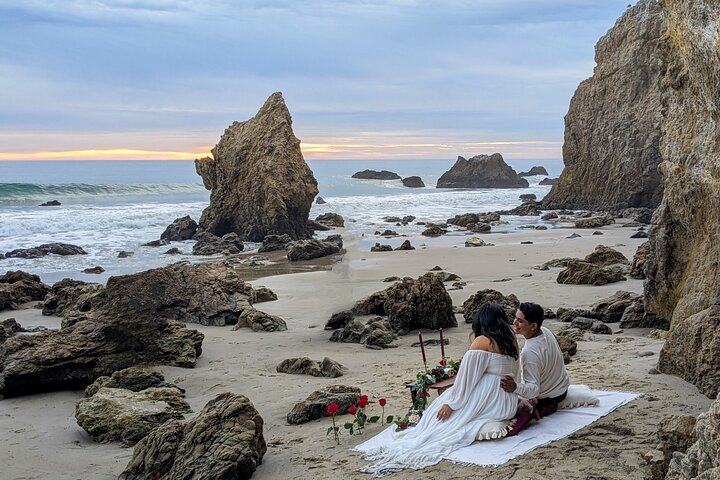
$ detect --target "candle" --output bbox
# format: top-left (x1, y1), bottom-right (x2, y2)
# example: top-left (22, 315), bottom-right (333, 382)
top-left (418, 332), bottom-right (427, 367)
top-left (439, 328), bottom-right (445, 359)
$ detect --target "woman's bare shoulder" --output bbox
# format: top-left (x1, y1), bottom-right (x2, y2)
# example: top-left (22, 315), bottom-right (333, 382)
top-left (469, 335), bottom-right (495, 352)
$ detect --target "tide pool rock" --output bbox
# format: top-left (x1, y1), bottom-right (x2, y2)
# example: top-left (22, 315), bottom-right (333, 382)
top-left (437, 153), bottom-right (528, 188)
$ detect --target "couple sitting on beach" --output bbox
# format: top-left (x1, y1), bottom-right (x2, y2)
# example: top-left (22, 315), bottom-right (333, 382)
top-left (361, 302), bottom-right (570, 476)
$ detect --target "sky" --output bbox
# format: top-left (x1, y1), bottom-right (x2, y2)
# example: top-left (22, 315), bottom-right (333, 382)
top-left (0, 0), bottom-right (632, 161)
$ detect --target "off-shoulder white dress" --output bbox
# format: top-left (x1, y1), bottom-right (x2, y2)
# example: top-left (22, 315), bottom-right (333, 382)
top-left (361, 349), bottom-right (519, 476)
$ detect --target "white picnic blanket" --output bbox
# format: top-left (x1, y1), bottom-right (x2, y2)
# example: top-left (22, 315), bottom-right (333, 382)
top-left (353, 389), bottom-right (638, 468)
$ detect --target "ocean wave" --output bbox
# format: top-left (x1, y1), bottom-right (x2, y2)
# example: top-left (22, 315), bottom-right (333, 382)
top-left (0, 182), bottom-right (208, 203)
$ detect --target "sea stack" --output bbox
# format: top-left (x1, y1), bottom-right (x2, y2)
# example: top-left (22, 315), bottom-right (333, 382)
top-left (436, 153), bottom-right (528, 188)
top-left (195, 92), bottom-right (318, 242)
top-left (543, 0), bottom-right (665, 210)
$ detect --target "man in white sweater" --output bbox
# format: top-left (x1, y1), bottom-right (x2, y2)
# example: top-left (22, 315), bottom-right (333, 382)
top-left (500, 302), bottom-right (570, 436)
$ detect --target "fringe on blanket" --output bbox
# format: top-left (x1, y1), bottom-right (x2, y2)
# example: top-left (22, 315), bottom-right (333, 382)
top-left (476, 418), bottom-right (516, 441)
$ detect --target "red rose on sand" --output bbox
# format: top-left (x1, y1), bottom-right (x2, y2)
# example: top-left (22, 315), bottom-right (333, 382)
top-left (348, 405), bottom-right (358, 415)
top-left (358, 396), bottom-right (369, 408)
top-left (379, 398), bottom-right (387, 407)
top-left (327, 403), bottom-right (339, 415)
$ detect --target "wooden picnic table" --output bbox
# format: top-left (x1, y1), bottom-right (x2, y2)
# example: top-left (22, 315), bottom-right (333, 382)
top-left (405, 376), bottom-right (456, 403)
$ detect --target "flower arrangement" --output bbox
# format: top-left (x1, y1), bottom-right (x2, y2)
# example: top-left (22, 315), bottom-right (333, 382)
top-left (326, 396), bottom-right (395, 443)
top-left (394, 357), bottom-right (461, 431)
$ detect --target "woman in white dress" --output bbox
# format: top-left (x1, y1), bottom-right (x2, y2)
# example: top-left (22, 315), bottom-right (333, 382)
top-left (360, 302), bottom-right (520, 476)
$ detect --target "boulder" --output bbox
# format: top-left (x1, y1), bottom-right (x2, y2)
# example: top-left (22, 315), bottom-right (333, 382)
top-left (142, 239), bottom-right (168, 247)
top-left (195, 92), bottom-right (317, 242)
top-left (541, 1), bottom-right (665, 211)
top-left (315, 213), bottom-right (344, 228)
top-left (462, 289), bottom-right (519, 324)
top-left (556, 308), bottom-right (601, 323)
top-left (630, 230), bottom-right (648, 239)
top-left (591, 290), bottom-right (641, 323)
top-left (630, 241), bottom-right (649, 279)
top-left (251, 287), bottom-right (277, 303)
top-left (353, 274), bottom-right (456, 333)
top-left (0, 318), bottom-right (23, 344)
top-left (39, 200), bottom-right (61, 206)
top-left (583, 245), bottom-right (630, 266)
top-left (519, 193), bottom-right (537, 202)
top-left (541, 257), bottom-right (579, 269)
top-left (619, 207), bottom-right (654, 224)
top-left (287, 385), bottom-right (361, 425)
top-left (541, 212), bottom-right (558, 220)
top-left (121, 393), bottom-right (266, 480)
top-left (574, 213), bottom-right (615, 229)
top-left (436, 153), bottom-right (529, 188)
top-left (75, 387), bottom-right (191, 445)
top-left (539, 177), bottom-right (558, 186)
top-left (657, 305), bottom-right (720, 398)
top-left (164, 248), bottom-right (181, 255)
top-left (233, 307), bottom-right (287, 332)
top-left (41, 278), bottom-right (103, 318)
top-left (0, 271), bottom-right (50, 311)
top-left (447, 212), bottom-right (500, 227)
top-left (160, 216), bottom-right (198, 241)
top-left (497, 202), bottom-right (540, 216)
top-left (401, 176), bottom-right (425, 188)
top-left (394, 240), bottom-right (415, 251)
top-left (371, 243), bottom-right (393, 252)
top-left (5, 243), bottom-right (87, 258)
top-left (352, 170), bottom-right (401, 180)
top-left (85, 367), bottom-right (178, 397)
top-left (518, 166), bottom-right (549, 177)
top-left (556, 260), bottom-right (626, 286)
top-left (258, 234), bottom-right (292, 253)
top-left (465, 237), bottom-right (488, 247)
top-left (83, 266), bottom-right (105, 274)
top-left (316, 196), bottom-right (326, 204)
top-left (192, 232), bottom-right (244, 255)
top-left (325, 311), bottom-right (353, 330)
top-left (645, 414), bottom-right (697, 479)
top-left (618, 297), bottom-right (668, 330)
top-left (276, 357), bottom-right (345, 378)
top-left (118, 251), bottom-right (134, 258)
top-left (665, 397), bottom-right (720, 480)
top-left (570, 317), bottom-right (612, 335)
top-left (556, 335), bottom-right (577, 357)
top-left (421, 225), bottom-right (446, 237)
top-left (286, 238), bottom-right (341, 261)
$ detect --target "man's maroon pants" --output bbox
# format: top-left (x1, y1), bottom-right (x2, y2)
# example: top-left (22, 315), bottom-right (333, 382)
top-left (506, 390), bottom-right (568, 437)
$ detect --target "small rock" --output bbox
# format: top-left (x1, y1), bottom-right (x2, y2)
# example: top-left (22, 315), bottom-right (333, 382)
top-left (637, 351), bottom-right (655, 357)
top-left (316, 196), bottom-right (326, 204)
top-left (82, 266), bottom-right (105, 274)
top-left (520, 241), bottom-right (533, 245)
top-left (593, 231), bottom-right (604, 235)
top-left (566, 233), bottom-right (582, 239)
top-left (383, 276), bottom-right (401, 282)
top-left (492, 278), bottom-right (512, 282)
top-left (520, 273), bottom-right (532, 278)
top-left (39, 200), bottom-right (61, 206)
top-left (648, 368), bottom-right (660, 375)
top-left (163, 247), bottom-right (182, 255)
top-left (118, 251), bottom-right (134, 258)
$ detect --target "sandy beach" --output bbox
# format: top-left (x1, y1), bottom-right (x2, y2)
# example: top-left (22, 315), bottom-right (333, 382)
top-left (0, 221), bottom-right (713, 480)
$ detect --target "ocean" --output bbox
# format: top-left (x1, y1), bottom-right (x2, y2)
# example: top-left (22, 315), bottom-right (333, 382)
top-left (0, 158), bottom-right (563, 283)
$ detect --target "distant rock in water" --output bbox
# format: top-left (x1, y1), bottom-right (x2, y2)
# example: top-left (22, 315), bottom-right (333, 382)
top-left (539, 177), bottom-right (558, 186)
top-left (543, 1), bottom-right (664, 210)
top-left (160, 215), bottom-right (197, 241)
top-left (5, 243), bottom-right (86, 259)
top-left (316, 196), bottom-right (326, 204)
top-left (352, 170), bottom-right (401, 180)
top-left (518, 166), bottom-right (548, 177)
top-left (401, 176), bottom-right (425, 188)
top-left (194, 92), bottom-right (318, 242)
top-left (436, 153), bottom-right (529, 188)
top-left (39, 200), bottom-right (61, 206)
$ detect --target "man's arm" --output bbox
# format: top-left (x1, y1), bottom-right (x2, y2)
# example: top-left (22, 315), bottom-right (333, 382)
top-left (501, 350), bottom-right (541, 399)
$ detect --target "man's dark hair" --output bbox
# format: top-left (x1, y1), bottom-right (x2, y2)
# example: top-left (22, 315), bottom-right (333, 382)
top-left (519, 302), bottom-right (544, 327)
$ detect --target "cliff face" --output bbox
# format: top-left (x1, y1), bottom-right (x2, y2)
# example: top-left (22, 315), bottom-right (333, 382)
top-left (646, 0), bottom-right (720, 325)
top-left (543, 1), bottom-right (665, 210)
top-left (195, 93), bottom-right (318, 242)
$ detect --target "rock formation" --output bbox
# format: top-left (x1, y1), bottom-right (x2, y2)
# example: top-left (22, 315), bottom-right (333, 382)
top-left (276, 357), bottom-right (345, 378)
top-left (5, 243), bottom-right (86, 258)
top-left (160, 215), bottom-right (197, 241)
top-left (543, 1), bottom-right (665, 210)
top-left (664, 396), bottom-right (720, 479)
top-left (121, 393), bottom-right (266, 480)
top-left (518, 166), bottom-right (548, 177)
top-left (287, 385), bottom-right (360, 425)
top-left (436, 153), bottom-right (529, 188)
top-left (401, 176), bottom-right (425, 187)
top-left (351, 170), bottom-right (400, 180)
top-left (0, 271), bottom-right (50, 312)
top-left (194, 92), bottom-right (318, 242)
top-left (462, 289), bottom-right (519, 323)
top-left (640, 0), bottom-right (720, 397)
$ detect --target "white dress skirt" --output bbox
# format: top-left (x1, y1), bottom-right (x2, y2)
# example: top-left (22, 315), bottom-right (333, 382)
top-left (360, 349), bottom-right (519, 476)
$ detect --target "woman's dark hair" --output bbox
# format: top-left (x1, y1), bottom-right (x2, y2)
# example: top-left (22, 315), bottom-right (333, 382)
top-left (472, 303), bottom-right (519, 359)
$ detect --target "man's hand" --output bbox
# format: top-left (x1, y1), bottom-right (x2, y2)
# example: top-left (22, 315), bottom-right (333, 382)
top-left (500, 375), bottom-right (517, 393)
top-left (436, 404), bottom-right (454, 422)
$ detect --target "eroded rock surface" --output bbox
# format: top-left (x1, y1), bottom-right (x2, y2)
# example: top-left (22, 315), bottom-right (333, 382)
top-left (161, 216), bottom-right (198, 241)
top-left (437, 153), bottom-right (528, 188)
top-left (122, 392), bottom-right (266, 480)
top-left (542, 1), bottom-right (665, 210)
top-left (557, 261), bottom-right (626, 286)
top-left (276, 357), bottom-right (345, 378)
top-left (462, 289), bottom-right (519, 323)
top-left (195, 92), bottom-right (318, 242)
top-left (287, 385), bottom-right (360, 425)
top-left (0, 271), bottom-right (50, 312)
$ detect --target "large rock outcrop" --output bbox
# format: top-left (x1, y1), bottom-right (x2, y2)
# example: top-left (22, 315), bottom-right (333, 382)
top-left (0, 260), bottom-right (280, 397)
top-left (0, 271), bottom-right (50, 312)
top-left (643, 0), bottom-right (720, 397)
top-left (194, 92), bottom-right (318, 242)
top-left (121, 393), bottom-right (266, 480)
top-left (436, 153), bottom-right (528, 188)
top-left (542, 1), bottom-right (665, 210)
top-left (665, 396), bottom-right (720, 480)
